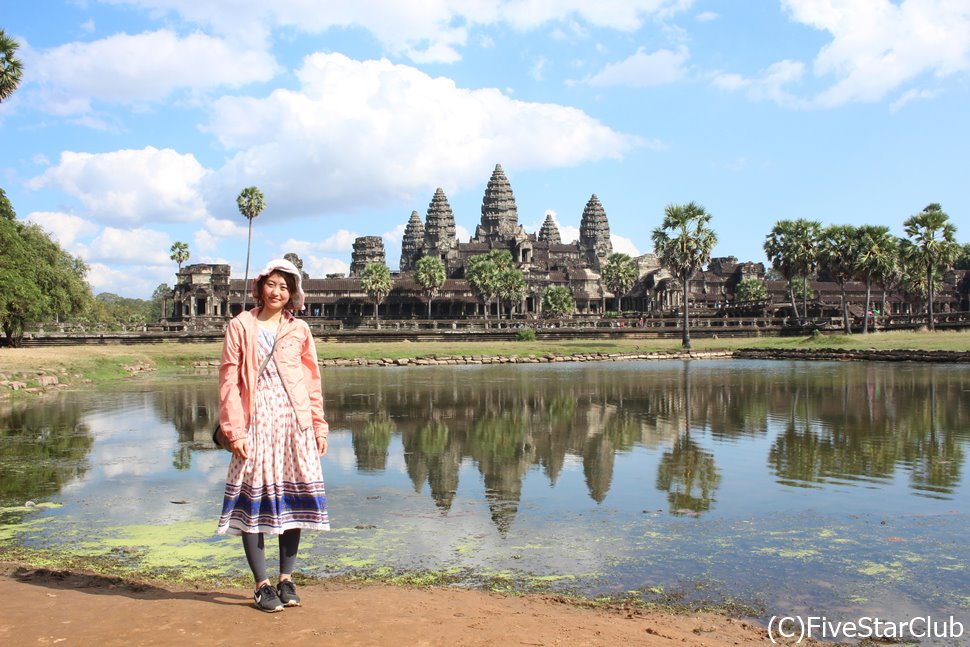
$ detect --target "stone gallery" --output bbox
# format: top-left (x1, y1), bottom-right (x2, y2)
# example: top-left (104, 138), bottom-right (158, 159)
top-left (167, 164), bottom-right (966, 329)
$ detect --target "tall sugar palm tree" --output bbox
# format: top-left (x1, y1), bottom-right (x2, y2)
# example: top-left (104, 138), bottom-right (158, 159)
top-left (169, 241), bottom-right (190, 273)
top-left (601, 252), bottom-right (638, 312)
top-left (764, 218), bottom-right (822, 321)
top-left (901, 203), bottom-right (959, 331)
top-left (854, 225), bottom-right (898, 334)
top-left (414, 255), bottom-right (446, 319)
top-left (0, 30), bottom-right (24, 102)
top-left (652, 202), bottom-right (718, 349)
top-left (237, 186), bottom-right (265, 310)
top-left (496, 264), bottom-right (526, 319)
top-left (360, 261), bottom-right (392, 322)
top-left (818, 225), bottom-right (858, 334)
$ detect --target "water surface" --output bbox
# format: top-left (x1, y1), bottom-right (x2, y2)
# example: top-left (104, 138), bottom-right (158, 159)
top-left (2, 360), bottom-right (968, 632)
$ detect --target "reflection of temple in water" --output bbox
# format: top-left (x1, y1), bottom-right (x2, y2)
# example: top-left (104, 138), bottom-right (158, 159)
top-left (328, 362), bottom-right (970, 532)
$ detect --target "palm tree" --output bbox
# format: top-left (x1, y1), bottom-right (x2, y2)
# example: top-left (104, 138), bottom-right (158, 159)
top-left (414, 255), bottom-right (446, 319)
top-left (466, 249), bottom-right (513, 319)
top-left (652, 202), bottom-right (718, 349)
top-left (496, 265), bottom-right (526, 319)
top-left (817, 225), bottom-right (858, 334)
top-left (236, 186), bottom-right (266, 310)
top-left (360, 261), bottom-right (392, 322)
top-left (854, 225), bottom-right (898, 334)
top-left (169, 241), bottom-right (190, 273)
top-left (543, 286), bottom-right (575, 318)
top-left (764, 218), bottom-right (821, 321)
top-left (0, 30), bottom-right (24, 102)
top-left (601, 252), bottom-right (638, 312)
top-left (901, 203), bottom-right (959, 331)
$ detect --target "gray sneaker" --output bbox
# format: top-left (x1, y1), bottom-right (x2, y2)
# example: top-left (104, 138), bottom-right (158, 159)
top-left (277, 580), bottom-right (302, 607)
top-left (254, 583), bottom-right (284, 612)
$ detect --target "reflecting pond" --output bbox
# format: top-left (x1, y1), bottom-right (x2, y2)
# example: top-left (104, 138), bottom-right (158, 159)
top-left (2, 360), bottom-right (969, 629)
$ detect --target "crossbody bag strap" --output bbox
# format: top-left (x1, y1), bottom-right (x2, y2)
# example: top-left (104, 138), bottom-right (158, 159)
top-left (255, 327), bottom-right (301, 421)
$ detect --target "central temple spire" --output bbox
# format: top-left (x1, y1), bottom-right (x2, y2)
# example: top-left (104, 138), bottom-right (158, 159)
top-left (474, 164), bottom-right (520, 243)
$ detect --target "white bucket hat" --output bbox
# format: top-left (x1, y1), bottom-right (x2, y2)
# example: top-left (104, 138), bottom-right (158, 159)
top-left (251, 258), bottom-right (305, 310)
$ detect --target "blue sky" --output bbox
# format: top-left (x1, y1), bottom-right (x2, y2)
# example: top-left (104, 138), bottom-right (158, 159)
top-left (2, 0), bottom-right (968, 298)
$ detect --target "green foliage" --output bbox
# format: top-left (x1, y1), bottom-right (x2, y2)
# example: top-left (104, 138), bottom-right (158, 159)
top-left (237, 186), bottom-right (266, 309)
top-left (0, 188), bottom-right (15, 221)
top-left (652, 201), bottom-right (717, 348)
top-left (542, 285), bottom-right (574, 318)
top-left (901, 203), bottom-right (959, 329)
top-left (764, 218), bottom-right (822, 320)
top-left (360, 262), bottom-right (392, 320)
top-left (955, 243), bottom-right (970, 270)
top-left (0, 29), bottom-right (24, 103)
top-left (601, 252), bottom-right (638, 311)
top-left (496, 264), bottom-right (526, 318)
top-left (415, 255), bottom-right (446, 318)
top-left (785, 280), bottom-right (814, 303)
top-left (0, 214), bottom-right (92, 345)
top-left (169, 241), bottom-right (190, 271)
top-left (466, 249), bottom-right (514, 319)
top-left (734, 277), bottom-right (767, 303)
top-left (515, 328), bottom-right (536, 341)
top-left (84, 290), bottom-right (167, 329)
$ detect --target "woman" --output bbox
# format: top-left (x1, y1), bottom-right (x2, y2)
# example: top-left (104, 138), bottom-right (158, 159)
top-left (216, 258), bottom-right (329, 612)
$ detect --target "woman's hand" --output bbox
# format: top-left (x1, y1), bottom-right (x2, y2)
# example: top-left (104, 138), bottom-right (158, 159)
top-left (316, 436), bottom-right (328, 457)
top-left (230, 438), bottom-right (249, 460)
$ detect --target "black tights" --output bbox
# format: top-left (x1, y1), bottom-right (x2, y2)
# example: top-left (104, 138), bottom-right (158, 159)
top-left (241, 529), bottom-right (301, 584)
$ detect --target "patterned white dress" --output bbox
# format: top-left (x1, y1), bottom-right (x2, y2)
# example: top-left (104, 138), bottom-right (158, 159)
top-left (217, 329), bottom-right (330, 536)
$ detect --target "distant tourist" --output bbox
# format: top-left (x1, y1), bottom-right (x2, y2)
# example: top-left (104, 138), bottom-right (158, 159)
top-left (215, 258), bottom-right (331, 612)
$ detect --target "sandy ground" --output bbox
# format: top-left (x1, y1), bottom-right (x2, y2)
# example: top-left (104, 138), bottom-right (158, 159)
top-left (1, 565), bottom-right (782, 646)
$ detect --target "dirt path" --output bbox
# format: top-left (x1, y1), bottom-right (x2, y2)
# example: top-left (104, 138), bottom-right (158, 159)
top-left (2, 566), bottom-right (779, 646)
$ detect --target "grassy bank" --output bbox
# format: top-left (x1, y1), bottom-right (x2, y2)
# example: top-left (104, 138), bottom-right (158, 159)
top-left (1, 329), bottom-right (968, 394)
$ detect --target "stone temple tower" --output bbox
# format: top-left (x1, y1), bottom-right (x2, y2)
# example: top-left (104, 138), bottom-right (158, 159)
top-left (474, 164), bottom-right (525, 243)
top-left (423, 188), bottom-right (459, 263)
top-left (578, 194), bottom-right (612, 270)
top-left (537, 213), bottom-right (562, 245)
top-left (399, 210), bottom-right (425, 272)
top-left (350, 235), bottom-right (386, 277)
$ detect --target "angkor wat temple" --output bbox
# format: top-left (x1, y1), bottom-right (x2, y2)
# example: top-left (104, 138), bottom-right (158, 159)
top-left (166, 164), bottom-right (968, 330)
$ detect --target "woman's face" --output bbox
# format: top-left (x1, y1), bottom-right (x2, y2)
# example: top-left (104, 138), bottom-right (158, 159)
top-left (260, 271), bottom-right (291, 314)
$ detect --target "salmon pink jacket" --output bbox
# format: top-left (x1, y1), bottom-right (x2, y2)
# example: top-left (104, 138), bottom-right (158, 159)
top-left (218, 308), bottom-right (328, 444)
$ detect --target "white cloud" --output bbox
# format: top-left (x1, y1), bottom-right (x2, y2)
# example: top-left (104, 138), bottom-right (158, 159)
top-left (25, 211), bottom-right (99, 251)
top-left (611, 234), bottom-right (640, 257)
top-left (890, 88), bottom-right (939, 112)
top-left (194, 228), bottom-right (219, 254)
top-left (104, 0), bottom-right (694, 63)
top-left (304, 255), bottom-right (350, 278)
top-left (696, 11), bottom-right (719, 22)
top-left (455, 225), bottom-right (471, 243)
top-left (282, 230), bottom-right (359, 255)
top-left (30, 29), bottom-right (278, 112)
top-left (719, 0), bottom-right (970, 108)
top-left (28, 147), bottom-right (209, 225)
top-left (586, 46), bottom-right (689, 87)
top-left (86, 261), bottom-right (172, 296)
top-left (383, 223), bottom-right (408, 247)
top-left (88, 226), bottom-right (172, 265)
top-left (203, 217), bottom-right (248, 238)
top-left (203, 53), bottom-right (638, 220)
top-left (560, 225), bottom-right (580, 244)
top-left (711, 60), bottom-right (809, 108)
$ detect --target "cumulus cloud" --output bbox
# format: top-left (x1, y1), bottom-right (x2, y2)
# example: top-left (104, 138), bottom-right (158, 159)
top-left (711, 60), bottom-right (809, 108)
top-left (88, 226), bottom-right (172, 265)
top-left (282, 230), bottom-right (359, 256)
top-left (29, 29), bottom-right (278, 112)
top-left (86, 261), bottom-right (172, 296)
top-left (611, 234), bottom-right (640, 257)
top-left (28, 147), bottom-right (209, 225)
top-left (104, 0), bottom-right (695, 63)
top-left (203, 53), bottom-right (638, 220)
top-left (585, 46), bottom-right (690, 87)
top-left (717, 0), bottom-right (970, 108)
top-left (25, 211), bottom-right (99, 251)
